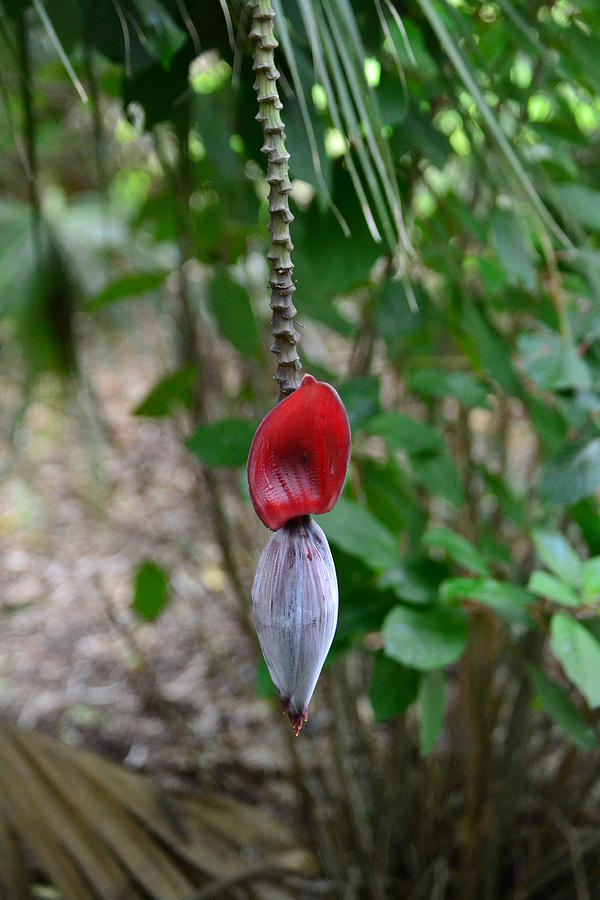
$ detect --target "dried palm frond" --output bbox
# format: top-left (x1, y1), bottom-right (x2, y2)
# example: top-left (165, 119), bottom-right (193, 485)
top-left (0, 723), bottom-right (315, 900)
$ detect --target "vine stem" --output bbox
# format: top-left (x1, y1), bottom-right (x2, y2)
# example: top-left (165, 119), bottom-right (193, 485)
top-left (248, 0), bottom-right (302, 399)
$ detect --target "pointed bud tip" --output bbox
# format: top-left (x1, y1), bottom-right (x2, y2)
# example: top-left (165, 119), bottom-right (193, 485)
top-left (289, 707), bottom-right (308, 736)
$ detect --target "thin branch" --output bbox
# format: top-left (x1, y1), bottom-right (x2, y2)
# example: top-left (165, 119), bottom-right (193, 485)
top-left (248, 0), bottom-right (302, 398)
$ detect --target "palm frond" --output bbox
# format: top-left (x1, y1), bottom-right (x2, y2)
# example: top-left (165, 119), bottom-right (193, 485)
top-left (277, 0), bottom-right (411, 252)
top-left (0, 723), bottom-right (315, 899)
top-left (32, 0), bottom-right (89, 102)
top-left (414, 0), bottom-right (572, 250)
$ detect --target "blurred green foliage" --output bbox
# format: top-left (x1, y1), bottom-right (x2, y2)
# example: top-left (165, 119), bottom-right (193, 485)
top-left (2, 0), bottom-right (600, 894)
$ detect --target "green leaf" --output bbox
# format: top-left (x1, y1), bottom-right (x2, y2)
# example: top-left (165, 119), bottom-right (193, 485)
top-left (554, 184), bottom-right (600, 230)
top-left (418, 669), bottom-right (445, 756)
top-left (529, 665), bottom-right (596, 751)
top-left (209, 272), bottom-right (262, 360)
top-left (317, 498), bottom-right (398, 571)
top-left (383, 604), bottom-right (468, 671)
top-left (491, 209), bottom-right (537, 291)
top-left (518, 332), bottom-right (592, 391)
top-left (134, 366), bottom-right (196, 417)
top-left (256, 657), bottom-right (277, 699)
top-left (411, 450), bottom-right (464, 507)
top-left (532, 529), bottom-right (582, 587)
top-left (414, 0), bottom-right (569, 248)
top-left (550, 613), bottom-right (600, 709)
top-left (132, 561), bottom-right (169, 622)
top-left (582, 558), bottom-right (600, 603)
top-left (369, 653), bottom-right (419, 722)
top-left (460, 301), bottom-right (519, 395)
top-left (337, 376), bottom-right (380, 429)
top-left (440, 577), bottom-right (533, 623)
top-left (379, 564), bottom-right (438, 606)
top-left (365, 412), bottom-right (442, 453)
top-left (130, 0), bottom-right (187, 68)
top-left (527, 394), bottom-right (569, 457)
top-left (408, 369), bottom-right (490, 408)
top-left (481, 469), bottom-right (527, 526)
top-left (422, 527), bottom-right (489, 576)
top-left (186, 419), bottom-right (257, 467)
top-left (375, 280), bottom-right (431, 361)
top-left (542, 438), bottom-right (600, 505)
top-left (88, 270), bottom-right (169, 310)
top-left (360, 458), bottom-right (421, 535)
top-left (571, 499), bottom-right (600, 556)
top-left (527, 571), bottom-right (580, 607)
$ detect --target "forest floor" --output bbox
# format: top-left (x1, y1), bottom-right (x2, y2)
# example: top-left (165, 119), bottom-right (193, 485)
top-left (0, 309), bottom-right (303, 818)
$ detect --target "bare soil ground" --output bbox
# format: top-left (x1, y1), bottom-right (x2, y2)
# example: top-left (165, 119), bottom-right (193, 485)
top-left (0, 310), bottom-right (296, 811)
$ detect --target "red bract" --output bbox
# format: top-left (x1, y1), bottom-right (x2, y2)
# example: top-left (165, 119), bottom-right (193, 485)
top-left (247, 374), bottom-right (351, 531)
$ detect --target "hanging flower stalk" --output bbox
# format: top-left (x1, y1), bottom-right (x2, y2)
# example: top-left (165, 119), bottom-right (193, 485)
top-left (248, 2), bottom-right (351, 734)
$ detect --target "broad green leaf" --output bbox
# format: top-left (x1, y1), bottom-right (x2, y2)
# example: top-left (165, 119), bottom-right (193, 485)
top-left (411, 450), bottom-right (464, 507)
top-left (337, 376), bottom-right (380, 428)
top-left (375, 280), bottom-right (432, 360)
top-left (292, 176), bottom-right (380, 324)
top-left (88, 270), bottom-right (169, 310)
top-left (554, 184), bottom-right (600, 230)
top-left (334, 550), bottom-right (398, 641)
top-left (365, 412), bottom-right (442, 453)
top-left (529, 665), bottom-right (596, 751)
top-left (460, 301), bottom-right (519, 395)
top-left (209, 272), bottom-right (262, 360)
top-left (317, 498), bottom-right (398, 571)
top-left (518, 332), bottom-right (592, 391)
top-left (408, 369), bottom-right (490, 408)
top-left (550, 614), bottom-right (600, 709)
top-left (133, 561), bottom-right (169, 622)
top-left (527, 571), bottom-right (579, 607)
top-left (571, 499), bottom-right (600, 556)
top-left (390, 106), bottom-right (450, 168)
top-left (542, 438), bottom-right (600, 505)
top-left (130, 0), bottom-right (187, 67)
top-left (582, 558), bottom-right (600, 603)
top-left (360, 458), bottom-right (419, 534)
top-left (532, 529), bottom-right (582, 587)
top-left (369, 653), bottom-right (419, 722)
top-left (134, 366), bottom-right (196, 417)
top-left (422, 527), bottom-right (489, 576)
top-left (527, 394), bottom-right (569, 457)
top-left (440, 577), bottom-right (533, 623)
top-left (491, 209), bottom-right (537, 291)
top-left (418, 669), bottom-right (445, 756)
top-left (378, 565), bottom-right (437, 606)
top-left (481, 470), bottom-right (527, 527)
top-left (186, 419), bottom-right (257, 467)
top-left (383, 604), bottom-right (468, 671)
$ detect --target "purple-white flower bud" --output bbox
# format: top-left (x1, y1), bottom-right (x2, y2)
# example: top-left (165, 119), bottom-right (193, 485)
top-left (252, 516), bottom-right (338, 734)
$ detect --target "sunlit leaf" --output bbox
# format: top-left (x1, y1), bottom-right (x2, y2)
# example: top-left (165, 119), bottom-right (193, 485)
top-left (383, 604), bottom-right (468, 671)
top-left (551, 613), bottom-right (600, 708)
top-left (422, 527), bottom-right (489, 576)
top-left (527, 571), bottom-right (579, 607)
top-left (317, 497), bottom-right (399, 570)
